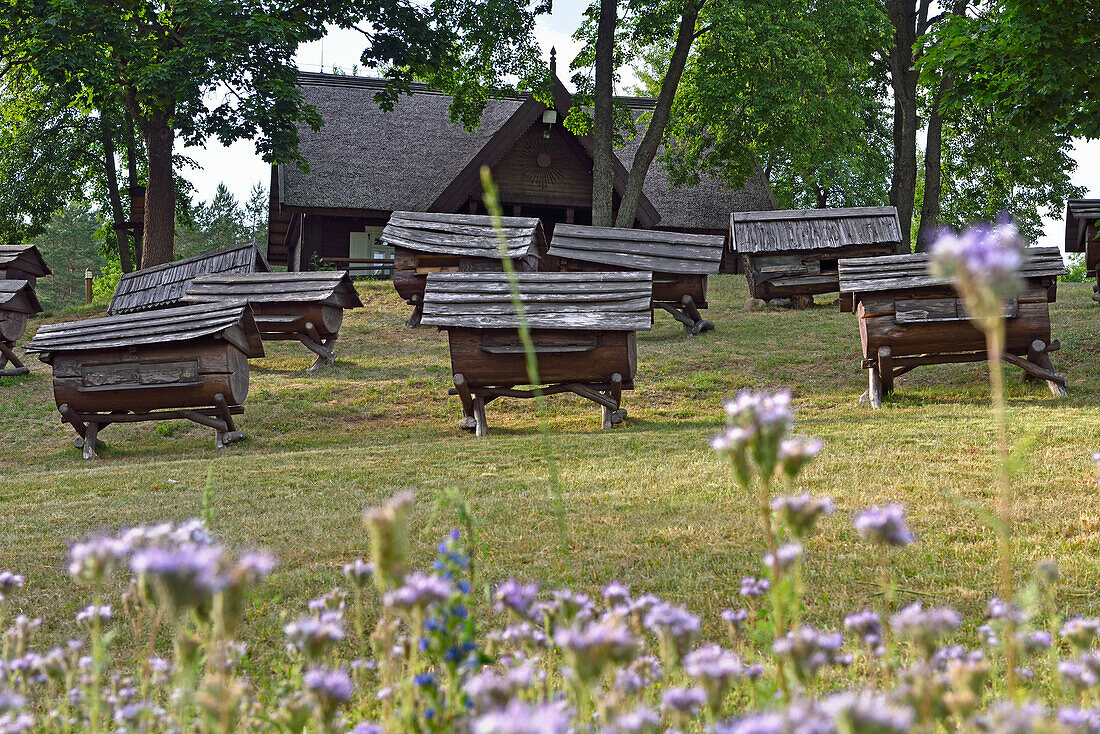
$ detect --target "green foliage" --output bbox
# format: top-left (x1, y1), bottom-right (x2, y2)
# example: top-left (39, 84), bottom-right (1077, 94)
top-left (1061, 254), bottom-right (1090, 283)
top-left (924, 0), bottom-right (1100, 140)
top-left (91, 258), bottom-right (122, 307)
top-left (245, 182), bottom-right (269, 247)
top-left (659, 0), bottom-right (893, 208)
top-left (176, 184), bottom-right (249, 259)
top-left (28, 204), bottom-right (106, 311)
top-left (0, 71), bottom-right (100, 242)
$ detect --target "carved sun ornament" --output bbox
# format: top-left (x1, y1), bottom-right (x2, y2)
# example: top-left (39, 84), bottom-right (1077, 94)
top-left (518, 136), bottom-right (566, 188)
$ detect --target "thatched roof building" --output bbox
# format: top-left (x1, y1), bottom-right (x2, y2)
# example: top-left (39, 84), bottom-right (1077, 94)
top-left (267, 70), bottom-right (775, 272)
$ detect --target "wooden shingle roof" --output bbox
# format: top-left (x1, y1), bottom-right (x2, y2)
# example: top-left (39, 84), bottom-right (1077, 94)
top-left (549, 224), bottom-right (724, 275)
top-left (186, 272), bottom-right (364, 309)
top-left (108, 243), bottom-right (269, 315)
top-left (0, 245), bottom-right (51, 278)
top-left (0, 280), bottom-right (42, 315)
top-left (28, 301), bottom-right (265, 357)
top-left (382, 211), bottom-right (546, 260)
top-left (732, 206), bottom-right (903, 255)
top-left (1065, 199), bottom-right (1100, 253)
top-left (421, 272), bottom-right (653, 331)
top-left (838, 246), bottom-right (1065, 295)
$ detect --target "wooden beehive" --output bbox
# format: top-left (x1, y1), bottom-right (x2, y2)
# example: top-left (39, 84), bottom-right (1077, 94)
top-left (548, 224), bottom-right (724, 334)
top-left (27, 302), bottom-right (264, 458)
top-left (382, 211), bottom-right (547, 325)
top-left (0, 245), bottom-right (51, 287)
top-left (421, 271), bottom-right (652, 435)
top-left (185, 271), bottom-right (364, 370)
top-left (838, 246), bottom-right (1067, 407)
top-left (108, 242), bottom-right (269, 315)
top-left (1065, 199), bottom-right (1100, 303)
top-left (0, 280), bottom-right (43, 377)
top-left (732, 207), bottom-right (903, 305)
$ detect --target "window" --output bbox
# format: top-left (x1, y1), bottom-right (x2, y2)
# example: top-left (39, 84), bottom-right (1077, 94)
top-left (819, 258), bottom-right (839, 274)
top-left (349, 226), bottom-right (392, 276)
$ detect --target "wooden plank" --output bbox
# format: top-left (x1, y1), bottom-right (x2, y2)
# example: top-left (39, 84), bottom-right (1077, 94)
top-left (733, 206), bottom-right (899, 222)
top-left (424, 313), bottom-right (652, 330)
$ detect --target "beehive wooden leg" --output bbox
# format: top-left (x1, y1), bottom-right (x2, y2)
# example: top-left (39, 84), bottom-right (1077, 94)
top-left (82, 422), bottom-right (99, 460)
top-left (299, 323), bottom-right (336, 371)
top-left (604, 373), bottom-right (626, 428)
top-left (681, 295), bottom-right (714, 335)
top-left (1032, 341), bottom-right (1069, 398)
top-left (867, 366), bottom-right (883, 409)
top-left (877, 346), bottom-right (894, 396)
top-left (406, 295), bottom-right (424, 328)
top-left (214, 393), bottom-right (246, 446)
top-left (453, 374), bottom-right (477, 431)
top-left (472, 394), bottom-right (488, 437)
top-left (0, 341), bottom-right (29, 377)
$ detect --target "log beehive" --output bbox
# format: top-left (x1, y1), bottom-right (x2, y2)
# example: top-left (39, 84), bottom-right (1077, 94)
top-left (548, 224), bottom-right (724, 334)
top-left (838, 247), bottom-right (1067, 407)
top-left (421, 271), bottom-right (652, 435)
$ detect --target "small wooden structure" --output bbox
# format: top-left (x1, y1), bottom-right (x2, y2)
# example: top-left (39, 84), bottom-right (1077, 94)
top-left (27, 302), bottom-right (264, 459)
top-left (732, 207), bottom-right (903, 306)
top-left (421, 271), bottom-right (652, 436)
top-left (0, 280), bottom-right (42, 377)
top-left (185, 272), bottom-right (364, 370)
top-left (0, 245), bottom-right (51, 287)
top-left (108, 242), bottom-right (269, 314)
top-left (384, 211), bottom-right (547, 326)
top-left (548, 224), bottom-right (724, 335)
top-left (838, 247), bottom-right (1067, 408)
top-left (1065, 199), bottom-right (1100, 303)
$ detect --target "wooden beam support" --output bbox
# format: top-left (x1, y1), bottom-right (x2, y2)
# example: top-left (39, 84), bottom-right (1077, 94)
top-left (877, 346), bottom-right (894, 396)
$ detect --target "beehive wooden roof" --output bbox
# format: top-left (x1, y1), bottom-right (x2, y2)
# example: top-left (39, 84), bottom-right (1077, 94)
top-left (382, 211), bottom-right (547, 260)
top-left (548, 224), bottom-right (724, 275)
top-left (421, 272), bottom-right (653, 331)
top-left (0, 280), bottom-right (42, 315)
top-left (838, 246), bottom-right (1066, 295)
top-left (0, 245), bottom-right (51, 277)
top-left (731, 206), bottom-right (902, 255)
top-left (185, 271), bottom-right (364, 309)
top-left (108, 243), bottom-right (269, 315)
top-left (28, 301), bottom-right (265, 357)
top-left (1065, 199), bottom-right (1100, 253)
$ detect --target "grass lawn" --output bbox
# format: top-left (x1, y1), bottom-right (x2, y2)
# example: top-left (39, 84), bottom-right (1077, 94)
top-left (2, 275), bottom-right (1100, 664)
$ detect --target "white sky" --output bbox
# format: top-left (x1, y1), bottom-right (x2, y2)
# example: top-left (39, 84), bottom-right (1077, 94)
top-left (181, 1), bottom-right (1099, 248)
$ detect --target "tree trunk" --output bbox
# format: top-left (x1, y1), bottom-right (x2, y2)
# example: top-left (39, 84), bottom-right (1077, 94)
top-left (141, 116), bottom-right (175, 267)
top-left (98, 112), bottom-right (132, 274)
top-left (915, 73), bottom-right (952, 251)
top-left (886, 0), bottom-right (920, 249)
top-left (591, 0), bottom-right (617, 227)
top-left (914, 0), bottom-right (965, 252)
top-left (615, 0), bottom-right (702, 229)
top-left (125, 112), bottom-right (143, 270)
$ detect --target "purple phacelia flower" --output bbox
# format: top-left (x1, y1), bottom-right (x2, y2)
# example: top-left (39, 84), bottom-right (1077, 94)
top-left (75, 605), bottom-right (111, 628)
top-left (610, 706), bottom-right (659, 733)
top-left (493, 579), bottom-right (538, 617)
top-left (130, 545), bottom-right (227, 611)
top-left (284, 612), bottom-right (344, 659)
top-left (763, 542), bottom-right (802, 573)
top-left (986, 597), bottom-right (1026, 624)
top-left (844, 609), bottom-right (884, 653)
top-left (555, 618), bottom-right (639, 682)
top-left (342, 559), bottom-right (374, 587)
top-left (823, 691), bottom-right (914, 733)
top-left (472, 699), bottom-right (571, 733)
top-left (740, 576), bottom-right (770, 598)
top-left (777, 438), bottom-right (824, 478)
top-left (771, 493), bottom-right (833, 535)
top-left (1062, 618), bottom-right (1100, 649)
top-left (0, 573), bottom-right (23, 594)
top-left (929, 218), bottom-right (1026, 307)
top-left (383, 573), bottom-right (452, 611)
top-left (303, 666), bottom-right (353, 708)
top-left (601, 580), bottom-right (631, 607)
top-left (890, 603), bottom-right (961, 654)
top-left (661, 686), bottom-right (706, 715)
top-left (773, 626), bottom-right (849, 681)
top-left (722, 608), bottom-right (749, 629)
top-left (643, 602), bottom-right (700, 655)
top-left (854, 504), bottom-right (914, 546)
top-left (68, 537), bottom-right (128, 584)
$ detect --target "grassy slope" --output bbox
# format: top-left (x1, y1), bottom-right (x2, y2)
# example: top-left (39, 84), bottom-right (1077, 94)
top-left (2, 276), bottom-right (1099, 657)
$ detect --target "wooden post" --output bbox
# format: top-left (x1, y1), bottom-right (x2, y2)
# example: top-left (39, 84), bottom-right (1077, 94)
top-left (1029, 340), bottom-right (1069, 398)
top-left (877, 346), bottom-right (894, 396)
top-left (453, 374), bottom-right (477, 431)
top-left (472, 394), bottom-right (487, 437)
top-left (84, 269), bottom-right (94, 305)
top-left (867, 366), bottom-right (883, 409)
top-left (82, 422), bottom-right (99, 460)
